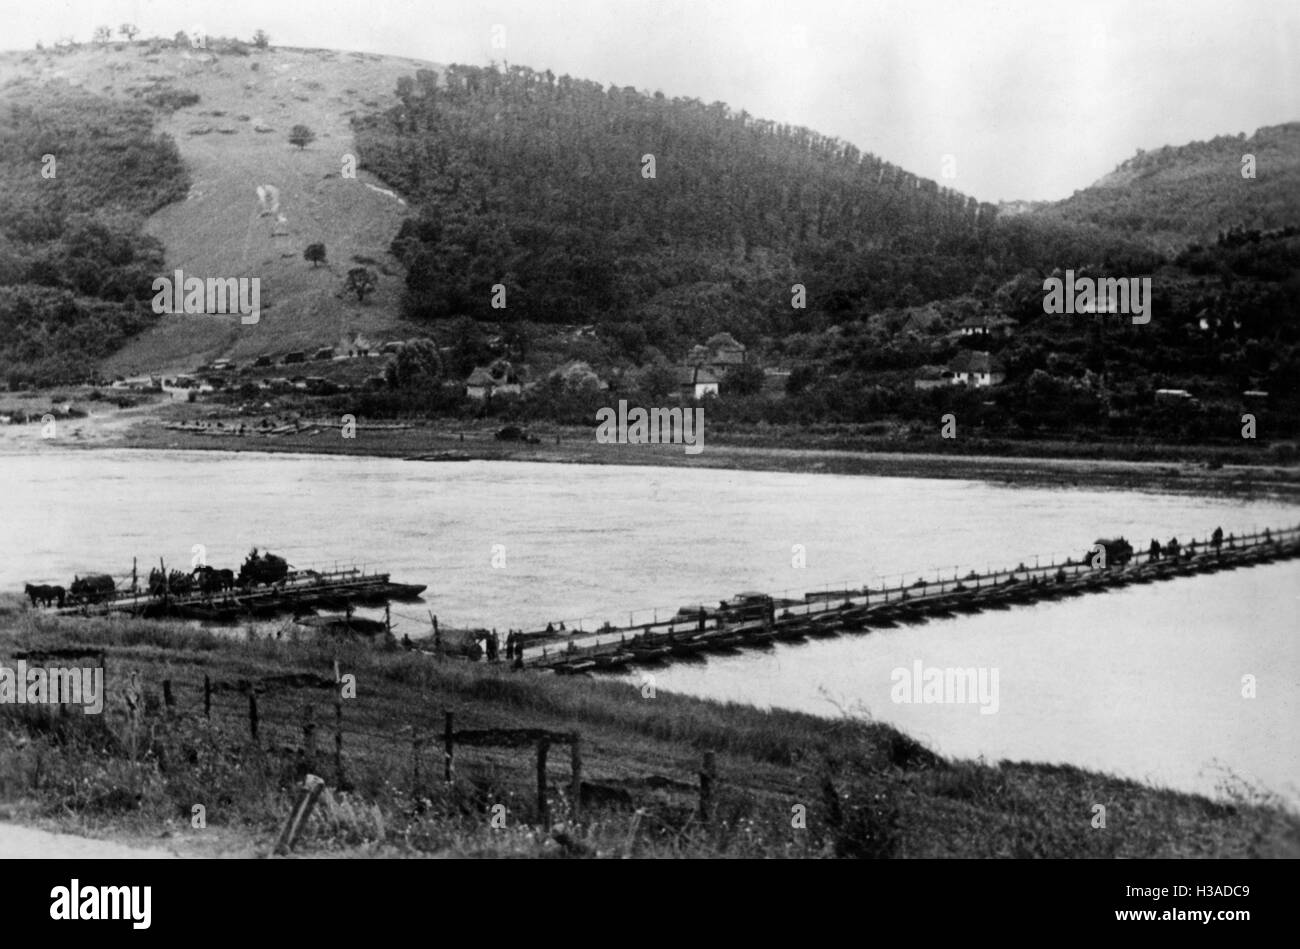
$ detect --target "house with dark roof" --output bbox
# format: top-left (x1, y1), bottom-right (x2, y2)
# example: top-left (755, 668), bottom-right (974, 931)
top-left (688, 333), bottom-right (748, 375)
top-left (947, 351), bottom-right (1005, 387)
top-left (677, 366), bottom-right (721, 400)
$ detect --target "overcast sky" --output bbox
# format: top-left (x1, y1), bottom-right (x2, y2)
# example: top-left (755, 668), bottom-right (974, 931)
top-left (5, 0), bottom-right (1296, 202)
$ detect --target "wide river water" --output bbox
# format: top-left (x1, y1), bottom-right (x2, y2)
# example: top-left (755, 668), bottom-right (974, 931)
top-left (2, 448), bottom-right (1297, 807)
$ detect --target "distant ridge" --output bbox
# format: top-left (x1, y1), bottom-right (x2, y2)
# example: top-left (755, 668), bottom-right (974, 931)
top-left (1030, 122), bottom-right (1300, 251)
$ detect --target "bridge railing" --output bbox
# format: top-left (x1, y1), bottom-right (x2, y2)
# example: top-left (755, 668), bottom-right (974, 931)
top-left (525, 523), bottom-right (1300, 657)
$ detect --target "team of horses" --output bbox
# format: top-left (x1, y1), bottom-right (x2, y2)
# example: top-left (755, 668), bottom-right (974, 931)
top-left (147, 566), bottom-right (236, 596)
top-left (25, 549), bottom-right (295, 609)
top-left (24, 583), bottom-right (65, 607)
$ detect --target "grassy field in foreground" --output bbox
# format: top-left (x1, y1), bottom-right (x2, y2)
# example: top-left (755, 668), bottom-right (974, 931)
top-left (1, 600), bottom-right (1297, 858)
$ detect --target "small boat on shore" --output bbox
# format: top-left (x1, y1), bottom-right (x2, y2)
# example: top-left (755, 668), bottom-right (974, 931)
top-left (296, 614), bottom-right (390, 637)
top-left (384, 582), bottom-right (428, 601)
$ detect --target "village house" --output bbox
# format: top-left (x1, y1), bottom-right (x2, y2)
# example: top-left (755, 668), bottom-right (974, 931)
top-left (465, 359), bottom-right (523, 400)
top-left (677, 365), bottom-right (721, 400)
top-left (958, 314), bottom-right (1017, 338)
top-left (688, 333), bottom-right (748, 374)
top-left (947, 351), bottom-right (1005, 387)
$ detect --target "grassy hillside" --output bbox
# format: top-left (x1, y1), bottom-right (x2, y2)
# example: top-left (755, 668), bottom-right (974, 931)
top-left (2, 602), bottom-right (1296, 858)
top-left (2, 38), bottom-right (1293, 442)
top-left (0, 39), bottom-right (438, 376)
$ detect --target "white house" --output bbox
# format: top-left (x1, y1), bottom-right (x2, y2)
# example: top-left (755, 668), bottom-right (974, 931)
top-left (947, 351), bottom-right (1005, 387)
top-left (677, 366), bottom-right (720, 399)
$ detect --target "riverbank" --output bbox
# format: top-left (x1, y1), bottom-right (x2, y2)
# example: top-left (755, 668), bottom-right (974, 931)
top-left (3, 396), bottom-right (1299, 497)
top-left (1, 603), bottom-right (1296, 858)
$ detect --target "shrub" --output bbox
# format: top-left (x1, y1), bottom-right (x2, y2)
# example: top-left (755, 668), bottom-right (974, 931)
top-left (144, 88), bottom-right (200, 111)
top-left (288, 124), bottom-right (316, 150)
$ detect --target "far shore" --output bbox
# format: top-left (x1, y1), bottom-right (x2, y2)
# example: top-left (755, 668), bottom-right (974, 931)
top-left (2, 398), bottom-right (1299, 498)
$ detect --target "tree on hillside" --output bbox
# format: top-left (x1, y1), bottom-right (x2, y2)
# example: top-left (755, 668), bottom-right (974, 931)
top-left (252, 30), bottom-right (270, 49)
top-left (638, 361), bottom-right (678, 400)
top-left (304, 243), bottom-right (327, 268)
top-left (725, 362), bottom-right (766, 396)
top-left (118, 24), bottom-right (139, 41)
top-left (344, 267), bottom-right (378, 302)
top-left (288, 125), bottom-right (316, 150)
top-left (93, 26), bottom-right (112, 44)
top-left (385, 337), bottom-right (442, 388)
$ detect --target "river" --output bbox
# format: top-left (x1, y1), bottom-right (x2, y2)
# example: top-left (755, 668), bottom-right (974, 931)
top-left (1, 448), bottom-right (1296, 807)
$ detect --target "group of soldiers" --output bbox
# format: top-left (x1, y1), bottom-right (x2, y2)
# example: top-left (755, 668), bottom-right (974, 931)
top-left (1147, 526), bottom-right (1242, 562)
top-left (483, 629), bottom-right (527, 667)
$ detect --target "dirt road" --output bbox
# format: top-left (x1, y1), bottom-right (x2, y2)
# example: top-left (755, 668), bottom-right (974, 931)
top-left (0, 823), bottom-right (179, 859)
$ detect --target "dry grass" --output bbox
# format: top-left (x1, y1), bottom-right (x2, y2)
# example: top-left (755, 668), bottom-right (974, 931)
top-left (1, 608), bottom-right (1297, 858)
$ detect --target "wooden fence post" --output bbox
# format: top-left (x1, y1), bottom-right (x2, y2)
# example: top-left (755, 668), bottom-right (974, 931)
top-left (302, 704), bottom-right (316, 772)
top-left (333, 698), bottom-right (344, 785)
top-left (699, 751), bottom-right (717, 822)
top-left (274, 774), bottom-right (326, 856)
top-left (411, 726), bottom-right (422, 791)
top-left (203, 674), bottom-right (212, 719)
top-left (248, 689), bottom-right (259, 743)
top-left (124, 670), bottom-right (142, 761)
top-left (443, 711), bottom-right (454, 782)
top-left (569, 731), bottom-right (582, 824)
top-left (536, 736), bottom-right (550, 825)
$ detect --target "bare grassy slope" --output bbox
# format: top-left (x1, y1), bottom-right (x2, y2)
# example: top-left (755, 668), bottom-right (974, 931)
top-left (0, 43), bottom-right (434, 375)
top-left (3, 605), bottom-right (1297, 858)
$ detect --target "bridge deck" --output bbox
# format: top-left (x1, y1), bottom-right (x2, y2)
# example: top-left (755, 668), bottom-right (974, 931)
top-left (50, 568), bottom-right (400, 619)
top-left (528, 526), bottom-right (1300, 673)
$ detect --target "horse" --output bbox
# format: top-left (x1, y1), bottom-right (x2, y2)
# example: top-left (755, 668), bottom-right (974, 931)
top-left (24, 583), bottom-right (62, 607)
top-left (192, 566), bottom-right (235, 595)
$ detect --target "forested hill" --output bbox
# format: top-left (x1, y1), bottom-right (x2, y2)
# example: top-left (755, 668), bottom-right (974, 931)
top-left (1035, 122), bottom-right (1300, 251)
top-left (0, 87), bottom-right (189, 386)
top-left (354, 63), bottom-right (1149, 336)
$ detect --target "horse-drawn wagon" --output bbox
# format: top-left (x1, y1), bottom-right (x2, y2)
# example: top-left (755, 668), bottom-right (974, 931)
top-left (1086, 538), bottom-right (1134, 567)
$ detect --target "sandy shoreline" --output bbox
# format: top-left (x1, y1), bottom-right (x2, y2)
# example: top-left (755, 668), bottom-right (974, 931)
top-left (3, 399), bottom-right (1299, 497)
